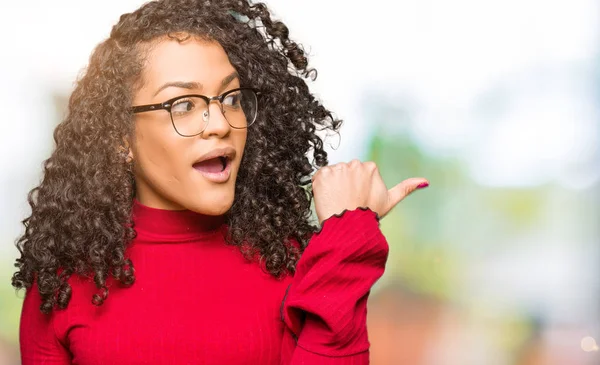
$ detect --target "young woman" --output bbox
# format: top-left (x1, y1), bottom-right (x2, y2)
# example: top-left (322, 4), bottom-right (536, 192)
top-left (12, 0), bottom-right (428, 364)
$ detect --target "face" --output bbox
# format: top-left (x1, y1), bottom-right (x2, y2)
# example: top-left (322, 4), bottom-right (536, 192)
top-left (130, 38), bottom-right (247, 215)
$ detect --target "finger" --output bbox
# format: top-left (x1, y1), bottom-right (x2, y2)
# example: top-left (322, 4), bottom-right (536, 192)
top-left (363, 161), bottom-right (377, 173)
top-left (311, 165), bottom-right (329, 182)
top-left (387, 177), bottom-right (429, 208)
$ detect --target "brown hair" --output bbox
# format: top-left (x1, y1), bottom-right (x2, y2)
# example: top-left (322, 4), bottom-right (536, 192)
top-left (12, 0), bottom-right (341, 314)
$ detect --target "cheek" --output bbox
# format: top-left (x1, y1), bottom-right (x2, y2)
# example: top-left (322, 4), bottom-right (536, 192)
top-left (133, 121), bottom-right (187, 183)
top-left (235, 129), bottom-right (248, 162)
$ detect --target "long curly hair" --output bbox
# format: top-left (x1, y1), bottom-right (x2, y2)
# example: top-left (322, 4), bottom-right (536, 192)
top-left (12, 0), bottom-right (341, 314)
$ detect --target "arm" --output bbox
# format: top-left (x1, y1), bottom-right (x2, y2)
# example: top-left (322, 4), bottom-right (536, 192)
top-left (280, 207), bottom-right (388, 364)
top-left (19, 283), bottom-right (71, 365)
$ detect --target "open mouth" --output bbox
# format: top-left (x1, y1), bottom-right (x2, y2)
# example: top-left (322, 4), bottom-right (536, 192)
top-left (193, 156), bottom-right (229, 173)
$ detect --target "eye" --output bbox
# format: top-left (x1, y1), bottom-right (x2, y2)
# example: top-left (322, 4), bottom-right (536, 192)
top-left (222, 91), bottom-right (242, 108)
top-left (171, 98), bottom-right (196, 115)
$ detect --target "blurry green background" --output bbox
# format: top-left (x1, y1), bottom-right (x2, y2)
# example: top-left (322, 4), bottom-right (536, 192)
top-left (1, 1), bottom-right (599, 364)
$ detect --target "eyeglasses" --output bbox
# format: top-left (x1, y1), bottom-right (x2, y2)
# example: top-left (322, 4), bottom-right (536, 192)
top-left (131, 87), bottom-right (260, 137)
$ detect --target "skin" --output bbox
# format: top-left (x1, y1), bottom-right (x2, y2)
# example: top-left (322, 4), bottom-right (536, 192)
top-left (130, 38), bottom-right (247, 215)
top-left (128, 36), bottom-right (429, 220)
top-left (312, 160), bottom-right (429, 224)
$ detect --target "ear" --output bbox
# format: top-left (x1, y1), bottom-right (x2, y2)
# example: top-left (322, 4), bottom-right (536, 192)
top-left (119, 137), bottom-right (134, 163)
top-left (126, 148), bottom-right (133, 163)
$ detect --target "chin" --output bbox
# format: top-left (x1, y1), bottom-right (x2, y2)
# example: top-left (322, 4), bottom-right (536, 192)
top-left (205, 202), bottom-right (233, 216)
top-left (185, 191), bottom-right (234, 216)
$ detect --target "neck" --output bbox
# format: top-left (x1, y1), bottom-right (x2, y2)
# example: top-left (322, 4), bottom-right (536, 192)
top-left (131, 199), bottom-right (225, 243)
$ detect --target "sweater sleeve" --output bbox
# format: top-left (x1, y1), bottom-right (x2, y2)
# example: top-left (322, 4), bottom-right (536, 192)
top-left (280, 208), bottom-right (389, 364)
top-left (19, 283), bottom-right (71, 365)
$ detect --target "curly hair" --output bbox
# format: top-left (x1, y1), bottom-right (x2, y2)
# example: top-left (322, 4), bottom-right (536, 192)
top-left (12, 0), bottom-right (341, 314)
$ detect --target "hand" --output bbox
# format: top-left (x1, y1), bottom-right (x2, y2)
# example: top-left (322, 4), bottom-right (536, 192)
top-left (312, 159), bottom-right (428, 224)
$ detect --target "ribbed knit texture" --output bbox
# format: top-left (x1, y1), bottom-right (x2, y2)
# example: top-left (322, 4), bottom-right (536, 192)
top-left (19, 201), bottom-right (388, 365)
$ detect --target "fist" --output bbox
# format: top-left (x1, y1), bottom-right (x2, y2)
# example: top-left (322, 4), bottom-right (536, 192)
top-left (311, 159), bottom-right (428, 224)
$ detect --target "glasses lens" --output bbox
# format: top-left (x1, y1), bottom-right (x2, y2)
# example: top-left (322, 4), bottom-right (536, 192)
top-left (221, 89), bottom-right (258, 128)
top-left (169, 96), bottom-right (209, 136)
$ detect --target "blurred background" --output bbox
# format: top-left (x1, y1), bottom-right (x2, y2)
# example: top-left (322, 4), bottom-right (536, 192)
top-left (0, 0), bottom-right (598, 364)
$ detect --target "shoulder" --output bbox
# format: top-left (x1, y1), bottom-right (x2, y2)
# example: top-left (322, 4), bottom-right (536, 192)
top-left (22, 272), bottom-right (98, 314)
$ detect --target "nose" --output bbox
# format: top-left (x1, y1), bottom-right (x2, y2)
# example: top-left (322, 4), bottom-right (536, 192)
top-left (201, 101), bottom-right (230, 138)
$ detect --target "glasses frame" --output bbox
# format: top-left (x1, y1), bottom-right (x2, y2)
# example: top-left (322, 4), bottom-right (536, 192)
top-left (131, 87), bottom-right (260, 137)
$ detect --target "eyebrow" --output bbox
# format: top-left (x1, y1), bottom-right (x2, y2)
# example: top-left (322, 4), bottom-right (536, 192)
top-left (153, 71), bottom-right (240, 97)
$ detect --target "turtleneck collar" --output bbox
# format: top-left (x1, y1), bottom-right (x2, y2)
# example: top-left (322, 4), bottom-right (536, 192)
top-left (131, 199), bottom-right (226, 243)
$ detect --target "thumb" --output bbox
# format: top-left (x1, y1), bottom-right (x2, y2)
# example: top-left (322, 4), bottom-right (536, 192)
top-left (386, 177), bottom-right (429, 210)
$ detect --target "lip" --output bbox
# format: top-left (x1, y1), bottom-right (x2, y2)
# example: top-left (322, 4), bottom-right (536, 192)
top-left (192, 146), bottom-right (236, 183)
top-left (193, 159), bottom-right (232, 183)
top-left (193, 147), bottom-right (236, 165)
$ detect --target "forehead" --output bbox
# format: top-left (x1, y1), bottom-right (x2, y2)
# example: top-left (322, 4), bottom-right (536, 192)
top-left (142, 38), bottom-right (236, 90)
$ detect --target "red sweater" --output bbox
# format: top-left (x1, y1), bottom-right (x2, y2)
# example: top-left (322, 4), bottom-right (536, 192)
top-left (20, 201), bottom-right (388, 364)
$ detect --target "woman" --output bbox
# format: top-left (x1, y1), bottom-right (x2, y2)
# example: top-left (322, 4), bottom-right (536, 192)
top-left (12, 0), bottom-right (428, 364)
